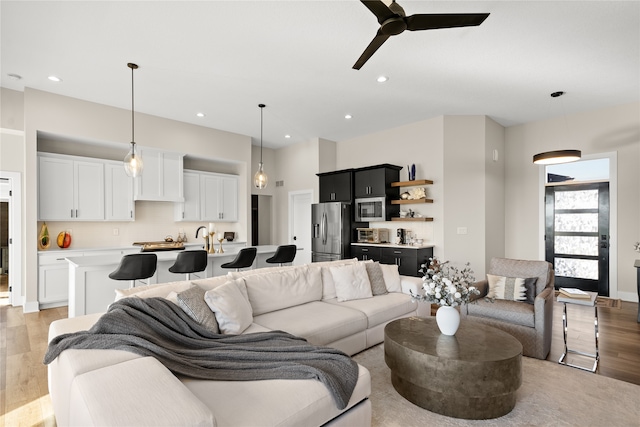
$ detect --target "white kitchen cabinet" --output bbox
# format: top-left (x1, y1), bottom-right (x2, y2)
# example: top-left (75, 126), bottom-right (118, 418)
top-left (176, 170), bottom-right (238, 222)
top-left (134, 147), bottom-right (184, 202)
top-left (38, 251), bottom-right (82, 308)
top-left (105, 162), bottom-right (135, 221)
top-left (175, 171), bottom-right (200, 221)
top-left (38, 153), bottom-right (104, 221)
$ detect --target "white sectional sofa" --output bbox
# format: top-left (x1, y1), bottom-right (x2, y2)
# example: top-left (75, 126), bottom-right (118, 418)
top-left (47, 258), bottom-right (426, 427)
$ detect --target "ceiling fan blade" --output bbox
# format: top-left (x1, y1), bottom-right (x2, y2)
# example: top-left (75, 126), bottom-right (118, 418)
top-left (405, 13), bottom-right (490, 31)
top-left (361, 0), bottom-right (398, 24)
top-left (353, 31), bottom-right (391, 70)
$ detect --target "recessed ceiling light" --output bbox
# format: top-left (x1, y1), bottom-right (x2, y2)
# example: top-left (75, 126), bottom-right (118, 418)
top-left (285, 134), bottom-right (291, 139)
top-left (48, 75), bottom-right (62, 82)
top-left (345, 114), bottom-right (352, 120)
top-left (7, 73), bottom-right (22, 80)
top-left (196, 112), bottom-right (206, 118)
top-left (377, 76), bottom-right (388, 83)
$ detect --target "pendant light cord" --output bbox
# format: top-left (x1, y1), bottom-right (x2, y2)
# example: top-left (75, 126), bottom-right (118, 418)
top-left (259, 104), bottom-right (265, 163)
top-left (131, 65), bottom-right (134, 143)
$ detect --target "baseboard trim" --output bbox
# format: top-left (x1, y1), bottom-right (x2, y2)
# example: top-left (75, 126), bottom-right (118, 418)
top-left (618, 291), bottom-right (638, 303)
top-left (23, 300), bottom-right (40, 313)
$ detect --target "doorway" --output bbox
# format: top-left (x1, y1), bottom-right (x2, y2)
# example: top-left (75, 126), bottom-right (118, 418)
top-left (542, 157), bottom-right (613, 296)
top-left (0, 171), bottom-right (22, 307)
top-left (289, 190), bottom-right (312, 265)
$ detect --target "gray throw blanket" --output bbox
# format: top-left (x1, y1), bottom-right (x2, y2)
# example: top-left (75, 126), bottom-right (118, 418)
top-left (44, 297), bottom-right (359, 410)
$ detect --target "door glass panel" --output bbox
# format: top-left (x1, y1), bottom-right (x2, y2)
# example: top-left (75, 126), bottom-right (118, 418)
top-left (554, 236), bottom-right (598, 256)
top-left (554, 257), bottom-right (598, 280)
top-left (554, 213), bottom-right (598, 232)
top-left (554, 190), bottom-right (598, 210)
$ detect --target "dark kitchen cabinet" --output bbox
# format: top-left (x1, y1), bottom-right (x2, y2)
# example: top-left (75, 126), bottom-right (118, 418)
top-left (317, 170), bottom-right (353, 203)
top-left (380, 246), bottom-right (433, 277)
top-left (354, 164), bottom-right (402, 198)
top-left (351, 245), bottom-right (382, 262)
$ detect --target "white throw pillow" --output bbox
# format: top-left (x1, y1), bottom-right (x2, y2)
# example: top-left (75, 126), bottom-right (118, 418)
top-left (380, 263), bottom-right (402, 293)
top-left (204, 279), bottom-right (253, 334)
top-left (330, 262), bottom-right (373, 302)
top-left (315, 258), bottom-right (359, 300)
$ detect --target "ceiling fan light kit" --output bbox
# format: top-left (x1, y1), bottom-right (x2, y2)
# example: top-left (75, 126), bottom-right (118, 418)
top-left (533, 92), bottom-right (581, 165)
top-left (353, 0), bottom-right (490, 70)
top-left (124, 62), bottom-right (143, 177)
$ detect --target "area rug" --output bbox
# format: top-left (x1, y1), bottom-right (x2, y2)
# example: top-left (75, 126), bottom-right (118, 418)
top-left (352, 344), bottom-right (640, 426)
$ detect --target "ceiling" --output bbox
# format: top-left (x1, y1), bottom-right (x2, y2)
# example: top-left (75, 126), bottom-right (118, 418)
top-left (2, 1), bottom-right (639, 149)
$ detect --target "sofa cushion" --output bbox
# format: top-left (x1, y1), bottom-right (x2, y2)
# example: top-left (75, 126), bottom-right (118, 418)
top-left (330, 263), bottom-right (373, 302)
top-left (242, 266), bottom-right (322, 316)
top-left (204, 279), bottom-right (253, 334)
top-left (253, 301), bottom-right (367, 346)
top-left (379, 263), bottom-right (402, 292)
top-left (306, 258), bottom-right (359, 300)
top-left (176, 285), bottom-right (220, 333)
top-left (69, 357), bottom-right (214, 426)
top-left (325, 293), bottom-right (417, 328)
top-left (467, 298), bottom-right (535, 328)
top-left (190, 274), bottom-right (235, 292)
top-left (180, 364), bottom-right (371, 427)
top-left (364, 261), bottom-right (388, 296)
top-left (486, 274), bottom-right (536, 304)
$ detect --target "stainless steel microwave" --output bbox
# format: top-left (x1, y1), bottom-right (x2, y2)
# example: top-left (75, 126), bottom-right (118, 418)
top-left (355, 197), bottom-right (386, 222)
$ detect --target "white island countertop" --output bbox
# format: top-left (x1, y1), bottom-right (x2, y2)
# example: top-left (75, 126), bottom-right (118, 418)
top-left (351, 242), bottom-right (434, 249)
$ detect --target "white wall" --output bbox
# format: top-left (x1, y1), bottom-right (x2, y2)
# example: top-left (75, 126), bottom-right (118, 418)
top-left (505, 102), bottom-right (640, 300)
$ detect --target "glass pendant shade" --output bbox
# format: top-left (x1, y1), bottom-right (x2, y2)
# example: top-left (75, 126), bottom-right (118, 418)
top-left (254, 103), bottom-right (268, 189)
top-left (124, 141), bottom-right (143, 177)
top-left (254, 162), bottom-right (268, 189)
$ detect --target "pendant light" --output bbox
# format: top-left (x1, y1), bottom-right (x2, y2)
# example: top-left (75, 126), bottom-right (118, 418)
top-left (533, 91), bottom-right (581, 165)
top-left (124, 63), bottom-right (143, 177)
top-left (254, 103), bottom-right (268, 189)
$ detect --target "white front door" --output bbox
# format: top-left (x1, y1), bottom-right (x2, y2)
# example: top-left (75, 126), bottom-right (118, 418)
top-left (289, 190), bottom-right (312, 265)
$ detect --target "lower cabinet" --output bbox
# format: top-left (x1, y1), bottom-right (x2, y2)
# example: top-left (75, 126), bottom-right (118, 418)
top-left (38, 251), bottom-right (83, 307)
top-left (352, 245), bottom-right (433, 277)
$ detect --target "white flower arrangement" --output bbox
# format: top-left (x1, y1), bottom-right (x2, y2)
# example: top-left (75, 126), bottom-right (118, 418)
top-left (410, 257), bottom-right (479, 307)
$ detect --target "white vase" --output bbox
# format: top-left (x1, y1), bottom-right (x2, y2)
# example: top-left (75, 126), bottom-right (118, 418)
top-left (435, 306), bottom-right (460, 336)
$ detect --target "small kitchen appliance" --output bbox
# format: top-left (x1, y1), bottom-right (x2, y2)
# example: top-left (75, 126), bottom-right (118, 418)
top-left (397, 228), bottom-right (406, 245)
top-left (356, 228), bottom-right (390, 244)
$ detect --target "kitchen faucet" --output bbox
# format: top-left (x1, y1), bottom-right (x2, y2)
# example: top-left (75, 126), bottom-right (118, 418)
top-left (195, 226), bottom-right (207, 239)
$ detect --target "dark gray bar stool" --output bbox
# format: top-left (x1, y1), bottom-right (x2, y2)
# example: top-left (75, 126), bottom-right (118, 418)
top-left (265, 245), bottom-right (297, 266)
top-left (221, 247), bottom-right (257, 272)
top-left (169, 250), bottom-right (208, 280)
top-left (109, 253), bottom-right (157, 288)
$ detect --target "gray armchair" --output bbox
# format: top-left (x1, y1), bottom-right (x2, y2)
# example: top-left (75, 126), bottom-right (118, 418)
top-left (462, 257), bottom-right (554, 359)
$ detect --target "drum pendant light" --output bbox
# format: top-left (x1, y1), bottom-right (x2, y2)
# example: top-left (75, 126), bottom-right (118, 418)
top-left (254, 104), bottom-right (268, 189)
top-left (533, 91), bottom-right (581, 165)
top-left (124, 63), bottom-right (143, 177)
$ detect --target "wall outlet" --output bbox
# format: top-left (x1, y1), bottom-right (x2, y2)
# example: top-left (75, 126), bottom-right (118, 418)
top-left (457, 227), bottom-right (468, 235)
top-left (112, 228), bottom-right (119, 236)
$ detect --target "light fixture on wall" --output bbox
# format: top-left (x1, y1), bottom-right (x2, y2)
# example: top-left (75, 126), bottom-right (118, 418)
top-left (533, 91), bottom-right (581, 165)
top-left (123, 63), bottom-right (143, 177)
top-left (254, 103), bottom-right (268, 189)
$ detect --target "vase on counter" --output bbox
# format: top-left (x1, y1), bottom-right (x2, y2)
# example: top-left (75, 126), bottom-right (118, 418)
top-left (435, 306), bottom-right (460, 336)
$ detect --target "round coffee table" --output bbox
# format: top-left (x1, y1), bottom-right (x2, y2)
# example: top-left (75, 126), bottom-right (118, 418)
top-left (384, 317), bottom-right (522, 420)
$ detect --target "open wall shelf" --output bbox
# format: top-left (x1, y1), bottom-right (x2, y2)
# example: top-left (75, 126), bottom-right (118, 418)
top-left (391, 199), bottom-right (433, 205)
top-left (391, 179), bottom-right (433, 187)
top-left (391, 217), bottom-right (434, 222)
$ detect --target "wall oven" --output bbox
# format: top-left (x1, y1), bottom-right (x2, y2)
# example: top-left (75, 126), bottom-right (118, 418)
top-left (354, 197), bottom-right (386, 222)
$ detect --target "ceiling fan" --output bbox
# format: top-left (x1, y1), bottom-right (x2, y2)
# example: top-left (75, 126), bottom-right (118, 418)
top-left (353, 0), bottom-right (490, 70)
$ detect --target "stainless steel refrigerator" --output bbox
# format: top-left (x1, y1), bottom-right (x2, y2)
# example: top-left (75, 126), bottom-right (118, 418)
top-left (311, 202), bottom-right (352, 262)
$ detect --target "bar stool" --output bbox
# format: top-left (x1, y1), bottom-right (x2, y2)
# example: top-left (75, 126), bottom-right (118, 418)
top-left (109, 253), bottom-right (157, 288)
top-left (168, 250), bottom-right (208, 280)
top-left (265, 245), bottom-right (297, 266)
top-left (220, 247), bottom-right (257, 272)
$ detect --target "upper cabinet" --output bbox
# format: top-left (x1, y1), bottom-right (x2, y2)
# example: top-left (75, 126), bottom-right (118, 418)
top-left (134, 147), bottom-right (184, 202)
top-left (176, 170), bottom-right (238, 222)
top-left (318, 169), bottom-right (353, 203)
top-left (104, 161), bottom-right (135, 221)
top-left (354, 164), bottom-right (401, 198)
top-left (38, 153), bottom-right (105, 221)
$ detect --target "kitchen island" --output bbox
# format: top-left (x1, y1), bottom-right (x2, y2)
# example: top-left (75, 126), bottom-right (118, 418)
top-left (65, 245), bottom-right (287, 318)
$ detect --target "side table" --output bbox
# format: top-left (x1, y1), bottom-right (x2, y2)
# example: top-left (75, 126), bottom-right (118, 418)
top-left (557, 291), bottom-right (599, 372)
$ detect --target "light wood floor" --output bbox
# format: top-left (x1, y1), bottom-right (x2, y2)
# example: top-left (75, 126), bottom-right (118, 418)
top-left (1, 299), bottom-right (639, 426)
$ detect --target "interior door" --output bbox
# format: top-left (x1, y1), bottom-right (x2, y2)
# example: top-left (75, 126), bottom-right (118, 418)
top-left (545, 182), bottom-right (610, 295)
